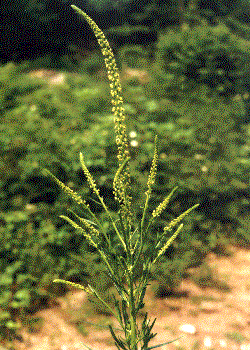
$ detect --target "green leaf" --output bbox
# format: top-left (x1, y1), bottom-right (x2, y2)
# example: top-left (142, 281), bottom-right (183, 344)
top-left (0, 310), bottom-right (11, 322)
top-left (11, 289), bottom-right (31, 308)
top-left (0, 274), bottom-right (13, 286)
top-left (6, 320), bottom-right (20, 330)
top-left (80, 342), bottom-right (97, 350)
top-left (109, 325), bottom-right (128, 350)
top-left (146, 336), bottom-right (184, 349)
top-left (0, 291), bottom-right (12, 306)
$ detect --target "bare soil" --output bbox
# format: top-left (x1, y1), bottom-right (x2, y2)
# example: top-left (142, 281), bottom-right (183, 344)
top-left (10, 246), bottom-right (250, 350)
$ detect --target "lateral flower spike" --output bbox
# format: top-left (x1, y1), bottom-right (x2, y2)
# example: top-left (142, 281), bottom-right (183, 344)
top-left (164, 203), bottom-right (199, 232)
top-left (146, 135), bottom-right (158, 197)
top-left (153, 224), bottom-right (183, 264)
top-left (80, 152), bottom-right (100, 196)
top-left (152, 186), bottom-right (179, 218)
top-left (42, 168), bottom-right (86, 206)
top-left (53, 279), bottom-right (93, 294)
top-left (60, 215), bottom-right (98, 249)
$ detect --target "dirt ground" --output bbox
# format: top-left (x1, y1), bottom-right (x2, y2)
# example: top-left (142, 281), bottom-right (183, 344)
top-left (9, 245), bottom-right (250, 350)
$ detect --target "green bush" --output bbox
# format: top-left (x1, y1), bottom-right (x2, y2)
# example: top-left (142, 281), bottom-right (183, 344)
top-left (119, 76), bottom-right (250, 251)
top-left (146, 20), bottom-right (250, 101)
top-left (132, 21), bottom-right (250, 249)
top-left (0, 61), bottom-right (116, 342)
top-left (0, 210), bottom-right (69, 341)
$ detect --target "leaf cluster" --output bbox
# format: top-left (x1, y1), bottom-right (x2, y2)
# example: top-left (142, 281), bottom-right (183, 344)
top-left (0, 210), bottom-right (69, 342)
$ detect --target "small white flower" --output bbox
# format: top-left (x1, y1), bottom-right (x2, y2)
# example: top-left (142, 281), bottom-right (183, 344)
top-left (30, 105), bottom-right (37, 112)
top-left (219, 339), bottom-right (227, 348)
top-left (129, 131), bottom-right (137, 138)
top-left (194, 154), bottom-right (203, 160)
top-left (201, 165), bottom-right (208, 172)
top-left (130, 140), bottom-right (138, 147)
top-left (179, 324), bottom-right (196, 334)
top-left (204, 336), bottom-right (212, 348)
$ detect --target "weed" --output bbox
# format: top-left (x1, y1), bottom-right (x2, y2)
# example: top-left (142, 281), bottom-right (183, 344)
top-left (43, 5), bottom-right (199, 350)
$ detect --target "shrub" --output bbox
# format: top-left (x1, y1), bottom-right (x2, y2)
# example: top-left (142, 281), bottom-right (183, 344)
top-left (147, 20), bottom-right (250, 101)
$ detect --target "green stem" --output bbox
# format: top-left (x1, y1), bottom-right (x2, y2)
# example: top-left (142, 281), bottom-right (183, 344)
top-left (88, 203), bottom-right (113, 250)
top-left (140, 191), bottom-right (150, 239)
top-left (97, 192), bottom-right (127, 252)
top-left (127, 256), bottom-right (138, 350)
top-left (135, 192), bottom-right (151, 275)
top-left (88, 284), bottom-right (118, 318)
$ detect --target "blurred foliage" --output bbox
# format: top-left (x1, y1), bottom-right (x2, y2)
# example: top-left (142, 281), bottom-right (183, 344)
top-left (86, 0), bottom-right (134, 11)
top-left (1, 14), bottom-right (250, 342)
top-left (2, 0), bottom-right (250, 66)
top-left (190, 261), bottom-right (231, 291)
top-left (146, 20), bottom-right (250, 101)
top-left (129, 86), bottom-right (250, 245)
top-left (139, 20), bottom-right (250, 251)
top-left (0, 61), bottom-right (114, 341)
top-left (0, 210), bottom-right (68, 341)
top-left (116, 45), bottom-right (152, 70)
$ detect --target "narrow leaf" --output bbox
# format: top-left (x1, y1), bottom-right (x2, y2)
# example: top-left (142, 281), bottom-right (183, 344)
top-left (112, 295), bottom-right (124, 330)
top-left (146, 336), bottom-right (184, 349)
top-left (109, 325), bottom-right (128, 350)
top-left (80, 342), bottom-right (97, 350)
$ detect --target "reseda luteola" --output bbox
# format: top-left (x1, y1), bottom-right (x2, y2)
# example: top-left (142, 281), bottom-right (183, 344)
top-left (43, 5), bottom-right (199, 350)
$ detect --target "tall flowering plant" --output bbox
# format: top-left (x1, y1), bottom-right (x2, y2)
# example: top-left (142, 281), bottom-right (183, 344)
top-left (43, 5), bottom-right (199, 350)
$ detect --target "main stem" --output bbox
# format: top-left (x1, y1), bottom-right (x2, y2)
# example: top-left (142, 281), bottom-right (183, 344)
top-left (126, 240), bottom-right (139, 350)
top-left (128, 270), bottom-right (138, 350)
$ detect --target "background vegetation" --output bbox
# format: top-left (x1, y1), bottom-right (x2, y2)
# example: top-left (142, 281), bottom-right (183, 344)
top-left (1, 0), bottom-right (250, 346)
